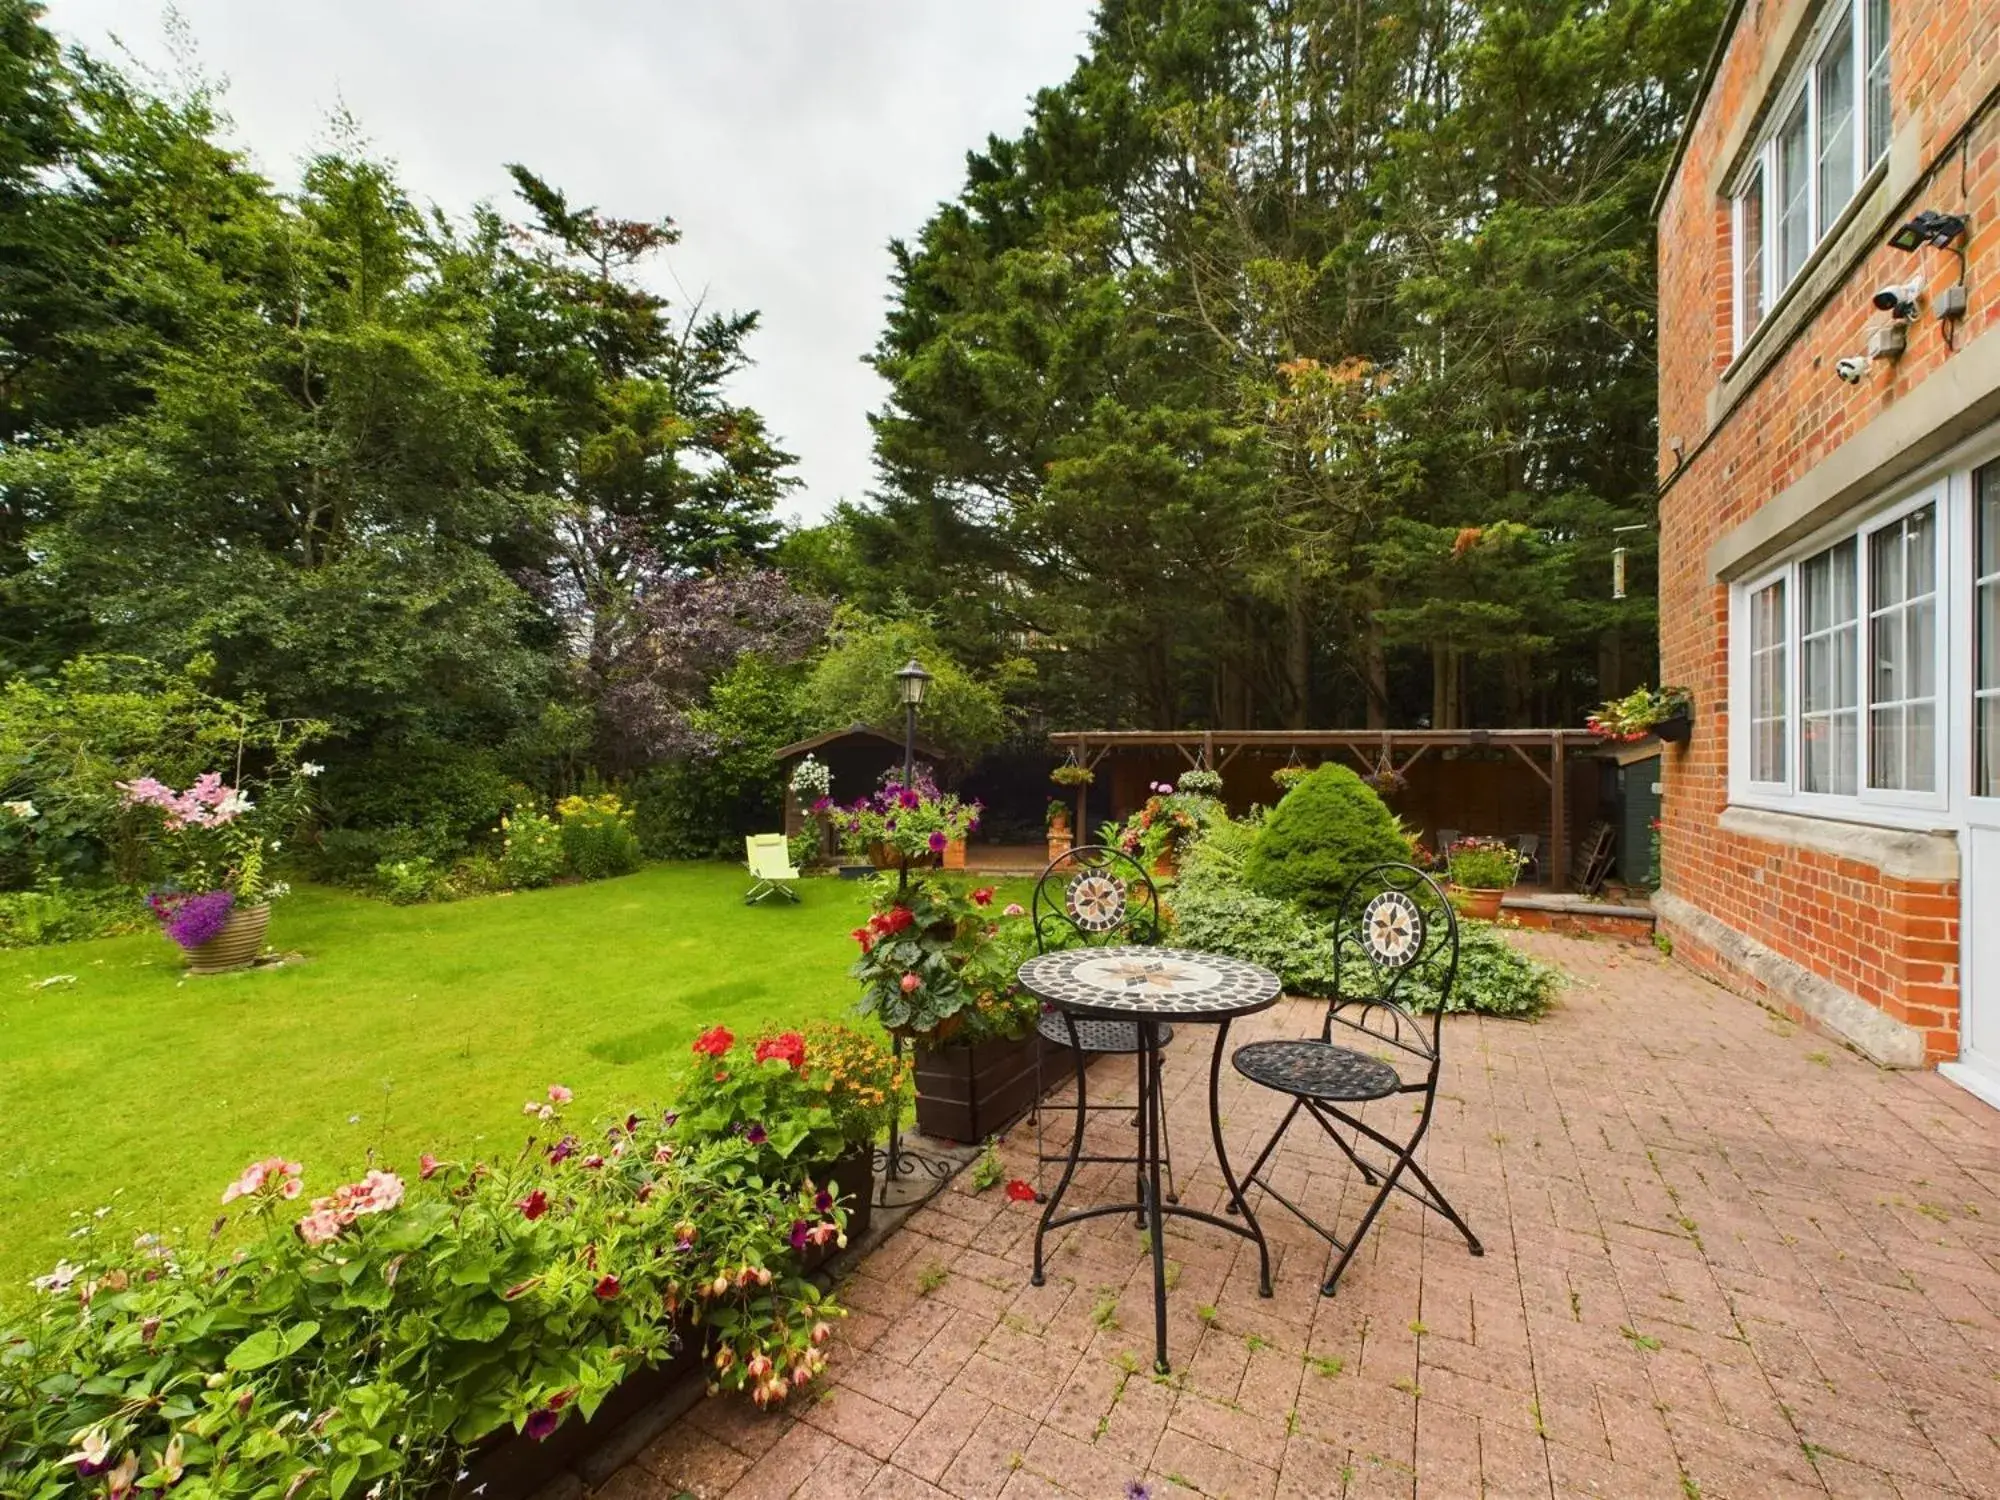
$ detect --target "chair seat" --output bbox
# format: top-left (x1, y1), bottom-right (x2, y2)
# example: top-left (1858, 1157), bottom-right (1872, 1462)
top-left (1037, 1011), bottom-right (1175, 1054)
top-left (1232, 1039), bottom-right (1401, 1102)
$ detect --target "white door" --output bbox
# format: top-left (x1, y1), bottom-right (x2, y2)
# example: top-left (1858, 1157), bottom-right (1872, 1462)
top-left (1946, 463), bottom-right (2000, 1108)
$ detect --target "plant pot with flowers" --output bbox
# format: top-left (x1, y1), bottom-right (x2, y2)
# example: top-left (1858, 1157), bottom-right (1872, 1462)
top-left (837, 763), bottom-right (981, 873)
top-left (121, 753), bottom-right (321, 974)
top-left (1444, 836), bottom-right (1525, 921)
top-left (849, 875), bottom-right (1052, 1141)
top-left (1102, 778), bottom-right (1220, 882)
top-left (667, 1020), bottom-right (906, 1247)
top-left (1587, 685), bottom-right (1694, 746)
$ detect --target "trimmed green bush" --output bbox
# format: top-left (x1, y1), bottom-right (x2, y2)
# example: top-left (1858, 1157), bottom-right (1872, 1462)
top-left (1241, 764), bottom-right (1411, 913)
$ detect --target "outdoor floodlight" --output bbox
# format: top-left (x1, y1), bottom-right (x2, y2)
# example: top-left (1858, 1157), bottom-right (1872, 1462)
top-left (1887, 210), bottom-right (1967, 252)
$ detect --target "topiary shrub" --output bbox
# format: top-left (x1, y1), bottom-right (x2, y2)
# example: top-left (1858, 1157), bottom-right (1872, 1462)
top-left (1241, 764), bottom-right (1411, 913)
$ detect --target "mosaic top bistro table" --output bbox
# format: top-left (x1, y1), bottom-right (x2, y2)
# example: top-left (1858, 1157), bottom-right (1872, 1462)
top-left (1016, 945), bottom-right (1283, 1374)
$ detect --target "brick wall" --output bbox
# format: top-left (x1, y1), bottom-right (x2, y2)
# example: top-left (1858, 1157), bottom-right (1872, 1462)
top-left (1655, 0), bottom-right (1997, 1063)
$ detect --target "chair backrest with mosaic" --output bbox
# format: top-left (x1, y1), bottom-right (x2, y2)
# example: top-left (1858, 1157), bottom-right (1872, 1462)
top-left (1325, 862), bottom-right (1460, 1069)
top-left (1030, 843), bottom-right (1162, 955)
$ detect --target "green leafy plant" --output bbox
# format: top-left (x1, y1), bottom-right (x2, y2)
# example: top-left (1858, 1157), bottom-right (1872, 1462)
top-left (1166, 822), bottom-right (1340, 996)
top-left (0, 877), bottom-right (147, 949)
top-left (1241, 765), bottom-right (1412, 913)
top-left (1176, 767), bottom-right (1224, 797)
top-left (374, 855), bottom-right (447, 905)
top-left (847, 875), bottom-right (1039, 1042)
top-left (0, 1087), bottom-right (846, 1498)
top-left (971, 1141), bottom-right (1005, 1192)
top-left (558, 791), bottom-right (644, 880)
top-left (1050, 762), bottom-right (1094, 787)
top-left (499, 806), bottom-right (566, 888)
top-left (1271, 765), bottom-right (1311, 794)
top-left (1444, 836), bottom-right (1524, 891)
top-left (1370, 920), bottom-right (1561, 1018)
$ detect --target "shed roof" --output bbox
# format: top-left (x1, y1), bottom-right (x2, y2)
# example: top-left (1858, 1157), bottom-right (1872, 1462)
top-left (772, 723), bottom-right (946, 762)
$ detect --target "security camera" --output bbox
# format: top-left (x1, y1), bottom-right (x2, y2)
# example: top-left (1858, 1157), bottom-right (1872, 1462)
top-left (1872, 281), bottom-right (1924, 320)
top-left (1835, 356), bottom-right (1869, 383)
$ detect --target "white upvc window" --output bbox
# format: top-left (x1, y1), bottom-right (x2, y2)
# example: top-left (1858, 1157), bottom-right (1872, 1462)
top-left (1732, 485), bottom-right (1947, 817)
top-left (1731, 0), bottom-right (1891, 350)
top-left (1975, 461), bottom-right (2000, 798)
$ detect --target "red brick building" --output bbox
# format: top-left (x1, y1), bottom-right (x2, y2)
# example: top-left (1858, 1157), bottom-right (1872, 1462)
top-left (1655, 0), bottom-right (2000, 1105)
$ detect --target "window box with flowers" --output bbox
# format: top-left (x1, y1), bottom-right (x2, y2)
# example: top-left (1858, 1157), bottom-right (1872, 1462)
top-left (118, 757), bottom-right (321, 973)
top-left (848, 876), bottom-right (1059, 1140)
top-left (1587, 685), bottom-right (1694, 745)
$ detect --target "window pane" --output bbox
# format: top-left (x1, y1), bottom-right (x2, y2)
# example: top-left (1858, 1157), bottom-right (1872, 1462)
top-left (1865, 0), bottom-right (1891, 167)
top-left (1816, 15), bottom-right (1856, 236)
top-left (1740, 168), bottom-right (1766, 337)
top-left (1749, 577), bottom-right (1787, 783)
top-left (1778, 95), bottom-right (1812, 284)
top-left (1799, 538), bottom-right (1858, 794)
top-left (1868, 503), bottom-right (1939, 792)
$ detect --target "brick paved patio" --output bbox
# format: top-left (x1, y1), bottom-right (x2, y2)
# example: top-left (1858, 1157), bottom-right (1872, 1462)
top-left (610, 934), bottom-right (2000, 1499)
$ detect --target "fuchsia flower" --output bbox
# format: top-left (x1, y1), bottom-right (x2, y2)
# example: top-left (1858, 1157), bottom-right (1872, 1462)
top-left (523, 1408), bottom-right (561, 1442)
top-left (928, 831), bottom-right (948, 853)
top-left (790, 1219), bottom-right (810, 1252)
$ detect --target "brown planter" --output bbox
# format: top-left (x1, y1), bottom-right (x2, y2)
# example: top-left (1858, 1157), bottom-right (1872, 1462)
top-left (185, 902), bottom-right (271, 974)
top-left (813, 1144), bottom-right (875, 1246)
top-left (1046, 830), bottom-right (1072, 863)
top-left (913, 1032), bottom-right (1063, 1143)
top-left (1450, 885), bottom-right (1505, 921)
top-left (942, 838), bottom-right (967, 870)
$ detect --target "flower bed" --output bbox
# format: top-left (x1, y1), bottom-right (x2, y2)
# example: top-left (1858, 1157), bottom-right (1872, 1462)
top-left (0, 1082), bottom-right (853, 1497)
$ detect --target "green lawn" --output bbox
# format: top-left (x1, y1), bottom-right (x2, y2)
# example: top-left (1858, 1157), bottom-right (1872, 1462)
top-left (0, 864), bottom-right (900, 1302)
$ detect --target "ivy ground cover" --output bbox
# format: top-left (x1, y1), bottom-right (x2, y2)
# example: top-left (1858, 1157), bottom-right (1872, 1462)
top-left (0, 864), bottom-right (947, 1300)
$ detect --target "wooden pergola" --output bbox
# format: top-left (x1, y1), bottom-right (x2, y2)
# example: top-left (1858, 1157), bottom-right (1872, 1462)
top-left (1049, 728), bottom-right (1602, 888)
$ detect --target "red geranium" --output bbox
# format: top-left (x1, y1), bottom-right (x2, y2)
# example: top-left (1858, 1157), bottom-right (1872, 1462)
top-left (851, 926), bottom-right (875, 953)
top-left (882, 905), bottom-right (915, 934)
top-left (1005, 1179), bottom-right (1037, 1203)
top-left (692, 1025), bottom-right (735, 1058)
top-left (971, 887), bottom-right (995, 906)
top-left (755, 1031), bottom-right (807, 1070)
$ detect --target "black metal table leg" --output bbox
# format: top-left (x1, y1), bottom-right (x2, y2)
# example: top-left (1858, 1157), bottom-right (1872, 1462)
top-left (1143, 1018), bottom-right (1171, 1373)
top-left (1032, 1011), bottom-right (1090, 1287)
top-left (1208, 1019), bottom-right (1272, 1297)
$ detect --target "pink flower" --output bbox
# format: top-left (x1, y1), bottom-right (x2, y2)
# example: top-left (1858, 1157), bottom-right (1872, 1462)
top-left (296, 1209), bottom-right (344, 1247)
top-left (220, 1157), bottom-right (303, 1206)
top-left (419, 1153), bottom-right (442, 1180)
top-left (900, 973), bottom-right (921, 993)
top-left (547, 1084), bottom-right (573, 1105)
top-left (1003, 902), bottom-right (1025, 917)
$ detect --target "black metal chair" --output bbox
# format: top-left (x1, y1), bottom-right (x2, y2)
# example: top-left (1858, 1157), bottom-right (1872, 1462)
top-left (1029, 844), bottom-right (1175, 1207)
top-left (1228, 862), bottom-right (1482, 1295)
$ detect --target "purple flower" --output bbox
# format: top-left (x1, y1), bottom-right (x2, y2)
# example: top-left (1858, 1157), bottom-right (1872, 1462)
top-left (546, 1135), bottom-right (577, 1165)
top-left (790, 1219), bottom-right (809, 1252)
top-left (811, 796), bottom-right (831, 812)
top-left (745, 1123), bottom-right (768, 1146)
top-left (899, 788), bottom-right (920, 810)
top-left (662, 1109), bottom-right (679, 1127)
top-left (884, 818), bottom-right (898, 832)
top-left (928, 831), bottom-right (947, 853)
top-left (814, 1189), bottom-right (833, 1212)
top-left (1125, 1484), bottom-right (1151, 1500)
top-left (525, 1408), bottom-right (561, 1442)
top-left (150, 889), bottom-right (236, 949)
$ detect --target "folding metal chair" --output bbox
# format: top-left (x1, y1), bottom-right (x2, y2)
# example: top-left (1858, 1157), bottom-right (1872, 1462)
top-left (1228, 862), bottom-right (1481, 1295)
top-left (1029, 844), bottom-right (1175, 1207)
top-left (1513, 833), bottom-right (1542, 881)
top-left (742, 834), bottom-right (801, 904)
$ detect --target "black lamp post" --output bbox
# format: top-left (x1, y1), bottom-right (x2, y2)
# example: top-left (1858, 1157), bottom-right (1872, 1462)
top-left (881, 657), bottom-right (935, 1208)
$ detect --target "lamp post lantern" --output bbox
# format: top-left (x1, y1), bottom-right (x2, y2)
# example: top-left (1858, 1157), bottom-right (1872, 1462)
top-left (895, 659), bottom-right (931, 791)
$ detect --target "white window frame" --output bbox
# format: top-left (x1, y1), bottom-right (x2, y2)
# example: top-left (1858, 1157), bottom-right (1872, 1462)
top-left (1730, 0), bottom-right (1890, 352)
top-left (1731, 482), bottom-right (1949, 822)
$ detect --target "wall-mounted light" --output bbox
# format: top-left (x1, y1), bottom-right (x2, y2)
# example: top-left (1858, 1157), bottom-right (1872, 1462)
top-left (1887, 210), bottom-right (1966, 252)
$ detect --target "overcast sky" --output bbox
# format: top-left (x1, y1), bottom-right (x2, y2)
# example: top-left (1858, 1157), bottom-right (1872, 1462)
top-left (42, 1), bottom-right (1096, 522)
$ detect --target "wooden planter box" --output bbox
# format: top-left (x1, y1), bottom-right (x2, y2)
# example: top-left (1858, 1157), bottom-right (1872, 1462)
top-left (913, 1033), bottom-right (1064, 1143)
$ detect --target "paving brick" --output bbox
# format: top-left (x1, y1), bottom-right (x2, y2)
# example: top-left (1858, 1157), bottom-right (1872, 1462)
top-left (590, 934), bottom-right (2000, 1500)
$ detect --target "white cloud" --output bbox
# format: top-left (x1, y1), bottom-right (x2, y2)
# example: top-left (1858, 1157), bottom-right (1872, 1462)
top-left (43, 0), bottom-right (1094, 521)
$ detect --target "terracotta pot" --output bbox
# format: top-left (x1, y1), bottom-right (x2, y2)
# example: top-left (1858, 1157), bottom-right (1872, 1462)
top-left (1450, 885), bottom-right (1505, 921)
top-left (185, 902), bottom-right (270, 974)
top-left (942, 837), bottom-right (967, 870)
